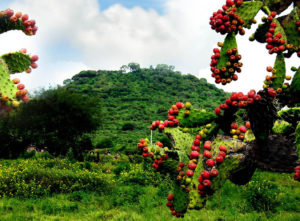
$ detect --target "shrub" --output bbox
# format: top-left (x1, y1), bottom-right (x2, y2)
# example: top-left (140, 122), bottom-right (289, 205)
top-left (0, 159), bottom-right (115, 198)
top-left (244, 177), bottom-right (281, 212)
top-left (96, 138), bottom-right (114, 149)
top-left (121, 123), bottom-right (135, 131)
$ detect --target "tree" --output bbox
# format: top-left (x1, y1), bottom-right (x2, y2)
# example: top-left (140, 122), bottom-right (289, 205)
top-left (128, 62), bottom-right (141, 72)
top-left (0, 87), bottom-right (100, 159)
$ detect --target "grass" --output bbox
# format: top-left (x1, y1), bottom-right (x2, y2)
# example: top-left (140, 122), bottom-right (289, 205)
top-left (0, 157), bottom-right (299, 221)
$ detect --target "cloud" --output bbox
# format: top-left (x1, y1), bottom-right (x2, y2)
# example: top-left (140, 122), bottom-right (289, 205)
top-left (1, 0), bottom-right (298, 93)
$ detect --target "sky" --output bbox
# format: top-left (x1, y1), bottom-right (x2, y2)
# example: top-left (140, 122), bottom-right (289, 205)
top-left (0, 0), bottom-right (298, 93)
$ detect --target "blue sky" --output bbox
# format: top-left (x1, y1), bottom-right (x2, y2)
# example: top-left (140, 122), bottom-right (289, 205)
top-left (0, 0), bottom-right (298, 93)
top-left (98, 0), bottom-right (164, 13)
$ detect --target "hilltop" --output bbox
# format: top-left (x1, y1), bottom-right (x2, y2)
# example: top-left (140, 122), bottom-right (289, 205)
top-left (64, 64), bottom-right (229, 151)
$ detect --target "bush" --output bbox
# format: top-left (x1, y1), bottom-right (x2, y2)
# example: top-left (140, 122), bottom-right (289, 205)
top-left (0, 87), bottom-right (100, 159)
top-left (36, 152), bottom-right (54, 159)
top-left (96, 138), bottom-right (114, 149)
top-left (113, 162), bottom-right (131, 176)
top-left (244, 177), bottom-right (281, 212)
top-left (0, 159), bottom-right (114, 198)
top-left (22, 151), bottom-right (36, 159)
top-left (121, 123), bottom-right (135, 131)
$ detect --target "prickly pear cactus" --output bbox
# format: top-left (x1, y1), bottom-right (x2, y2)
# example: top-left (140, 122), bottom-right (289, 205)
top-left (0, 8), bottom-right (38, 113)
top-left (137, 0), bottom-right (299, 218)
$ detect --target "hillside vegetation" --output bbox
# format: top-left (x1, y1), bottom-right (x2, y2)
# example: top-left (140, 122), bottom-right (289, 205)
top-left (64, 64), bottom-right (229, 150)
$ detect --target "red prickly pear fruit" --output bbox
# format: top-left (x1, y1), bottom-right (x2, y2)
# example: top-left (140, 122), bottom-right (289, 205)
top-left (188, 162), bottom-right (197, 170)
top-left (176, 213), bottom-right (181, 217)
top-left (270, 11), bottom-right (277, 17)
top-left (190, 151), bottom-right (200, 159)
top-left (245, 121), bottom-right (251, 129)
top-left (166, 202), bottom-right (173, 207)
top-left (167, 193), bottom-right (174, 201)
top-left (21, 14), bottom-right (29, 21)
top-left (179, 162), bottom-right (184, 168)
top-left (230, 92), bottom-right (238, 100)
top-left (143, 147), bottom-right (148, 153)
top-left (218, 151), bottom-right (226, 158)
top-left (22, 96), bottom-right (30, 102)
top-left (195, 135), bottom-right (201, 140)
top-left (194, 139), bottom-right (201, 146)
top-left (239, 126), bottom-right (247, 133)
top-left (225, 98), bottom-right (232, 105)
top-left (254, 94), bottom-right (261, 101)
top-left (20, 48), bottom-right (27, 53)
top-left (159, 124), bottom-right (165, 130)
top-left (213, 48), bottom-right (220, 53)
top-left (219, 145), bottom-right (227, 152)
top-left (294, 172), bottom-right (300, 181)
top-left (186, 170), bottom-right (194, 177)
top-left (194, 146), bottom-right (200, 152)
top-left (198, 176), bottom-right (203, 183)
top-left (201, 170), bottom-right (210, 179)
top-left (171, 211), bottom-right (176, 215)
top-left (268, 88), bottom-right (276, 97)
top-left (204, 141), bottom-right (211, 150)
top-left (5, 9), bottom-right (14, 17)
top-left (173, 119), bottom-right (179, 125)
top-left (210, 168), bottom-right (219, 177)
top-left (203, 179), bottom-right (212, 187)
top-left (31, 63), bottom-right (38, 69)
top-left (176, 102), bottom-right (182, 109)
top-left (215, 107), bottom-right (221, 115)
top-left (206, 159), bottom-right (215, 167)
top-left (204, 150), bottom-right (212, 158)
top-left (216, 156), bottom-right (224, 163)
top-left (10, 16), bottom-right (17, 22)
top-left (231, 123), bottom-right (238, 129)
top-left (295, 166), bottom-right (300, 172)
top-left (15, 12), bottom-right (22, 18)
top-left (31, 55), bottom-right (39, 62)
top-left (198, 183), bottom-right (204, 190)
top-left (17, 84), bottom-right (25, 90)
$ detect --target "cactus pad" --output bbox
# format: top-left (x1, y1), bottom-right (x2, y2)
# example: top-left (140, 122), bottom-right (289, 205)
top-left (236, 1), bottom-right (263, 27)
top-left (271, 53), bottom-right (286, 89)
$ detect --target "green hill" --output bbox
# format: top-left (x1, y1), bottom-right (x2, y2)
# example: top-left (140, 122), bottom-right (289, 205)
top-left (64, 64), bottom-right (229, 151)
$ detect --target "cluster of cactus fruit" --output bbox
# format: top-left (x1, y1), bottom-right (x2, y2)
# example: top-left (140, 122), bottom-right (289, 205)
top-left (0, 8), bottom-right (38, 113)
top-left (138, 0), bottom-right (299, 217)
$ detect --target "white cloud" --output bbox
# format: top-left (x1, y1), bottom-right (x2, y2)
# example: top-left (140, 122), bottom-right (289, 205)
top-left (1, 0), bottom-right (298, 93)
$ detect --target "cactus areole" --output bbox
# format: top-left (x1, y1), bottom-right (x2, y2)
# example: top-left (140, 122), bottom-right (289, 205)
top-left (137, 0), bottom-right (299, 218)
top-left (0, 8), bottom-right (38, 113)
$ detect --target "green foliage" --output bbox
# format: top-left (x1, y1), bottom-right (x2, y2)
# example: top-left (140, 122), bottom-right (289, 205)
top-left (177, 108), bottom-right (217, 128)
top-left (291, 66), bottom-right (300, 94)
top-left (271, 53), bottom-right (286, 89)
top-left (244, 177), bottom-right (281, 212)
top-left (0, 87), bottom-right (99, 159)
top-left (0, 159), bottom-right (113, 198)
top-left (236, 1), bottom-right (263, 27)
top-left (0, 58), bottom-right (18, 103)
top-left (272, 120), bottom-right (292, 134)
top-left (95, 138), bottom-right (114, 149)
top-left (278, 7), bottom-right (300, 48)
top-left (216, 32), bottom-right (237, 70)
top-left (66, 67), bottom-right (229, 151)
top-left (1, 52), bottom-right (31, 74)
top-left (121, 122), bottom-right (135, 131)
top-left (0, 161), bottom-right (298, 220)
